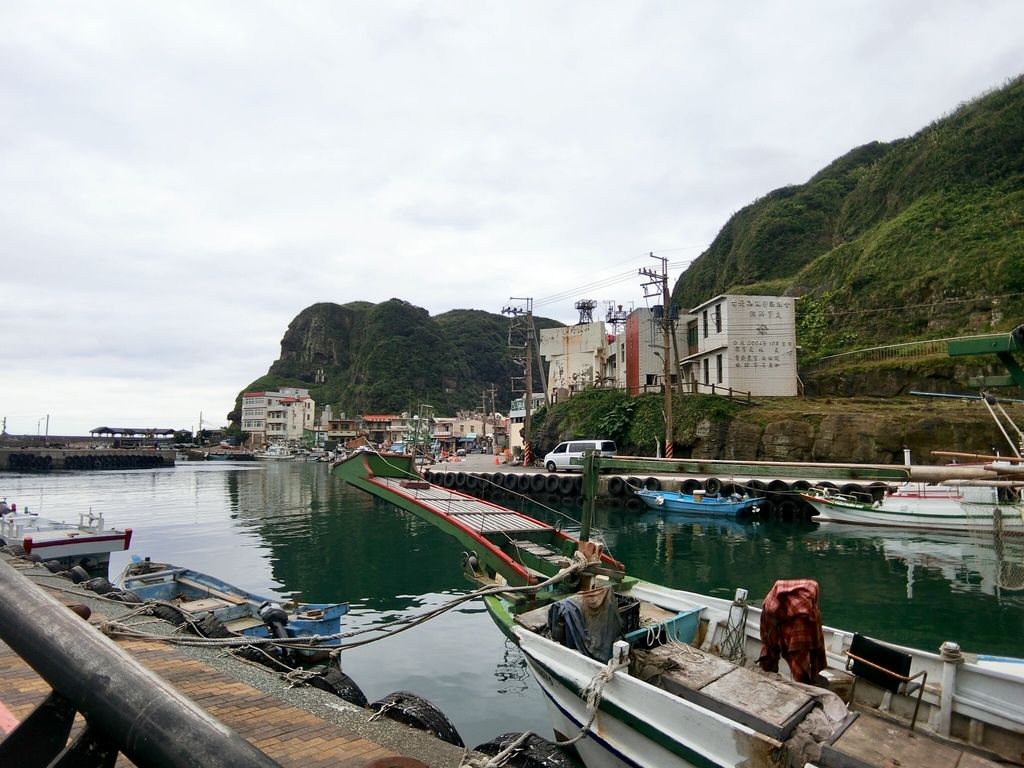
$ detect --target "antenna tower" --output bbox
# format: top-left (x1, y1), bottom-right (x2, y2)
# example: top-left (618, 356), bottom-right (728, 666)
top-left (605, 301), bottom-right (629, 334)
top-left (575, 299), bottom-right (598, 325)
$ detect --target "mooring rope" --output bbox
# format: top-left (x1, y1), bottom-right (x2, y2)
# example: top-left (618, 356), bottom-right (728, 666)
top-left (458, 650), bottom-right (628, 767)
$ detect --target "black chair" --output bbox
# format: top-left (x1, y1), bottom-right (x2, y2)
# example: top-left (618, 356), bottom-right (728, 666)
top-left (845, 633), bottom-right (927, 730)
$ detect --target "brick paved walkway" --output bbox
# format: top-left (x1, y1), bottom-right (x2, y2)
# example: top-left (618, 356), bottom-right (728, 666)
top-left (0, 598), bottom-right (436, 767)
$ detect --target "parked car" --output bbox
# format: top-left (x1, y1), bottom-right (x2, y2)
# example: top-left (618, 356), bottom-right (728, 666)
top-left (543, 440), bottom-right (617, 472)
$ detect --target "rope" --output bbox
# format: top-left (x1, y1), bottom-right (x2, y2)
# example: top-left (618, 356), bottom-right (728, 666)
top-left (459, 650), bottom-right (628, 767)
top-left (721, 600), bottom-right (749, 663)
top-left (99, 551), bottom-right (599, 653)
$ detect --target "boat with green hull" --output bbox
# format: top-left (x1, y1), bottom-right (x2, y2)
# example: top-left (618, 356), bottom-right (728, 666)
top-left (334, 450), bottom-right (1024, 768)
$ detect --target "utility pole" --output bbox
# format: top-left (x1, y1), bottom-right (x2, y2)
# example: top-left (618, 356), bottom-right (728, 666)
top-left (503, 298), bottom-right (535, 466)
top-left (639, 253), bottom-right (674, 459)
top-left (487, 384), bottom-right (497, 454)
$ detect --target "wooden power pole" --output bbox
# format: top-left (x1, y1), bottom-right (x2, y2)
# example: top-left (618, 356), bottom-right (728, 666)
top-left (639, 254), bottom-right (674, 459)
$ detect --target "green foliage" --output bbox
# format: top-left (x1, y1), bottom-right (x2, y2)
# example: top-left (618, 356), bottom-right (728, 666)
top-left (795, 291), bottom-right (857, 362)
top-left (243, 300), bottom-right (566, 422)
top-left (672, 75), bottom-right (1024, 350)
top-left (626, 395), bottom-right (665, 450)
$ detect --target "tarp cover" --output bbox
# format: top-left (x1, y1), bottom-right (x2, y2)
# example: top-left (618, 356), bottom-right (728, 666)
top-left (548, 586), bottom-right (622, 662)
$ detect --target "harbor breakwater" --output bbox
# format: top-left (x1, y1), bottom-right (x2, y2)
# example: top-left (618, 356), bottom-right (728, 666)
top-left (420, 467), bottom-right (880, 520)
top-left (0, 447), bottom-right (174, 471)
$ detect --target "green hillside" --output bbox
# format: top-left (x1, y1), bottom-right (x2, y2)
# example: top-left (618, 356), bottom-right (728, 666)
top-left (232, 300), bottom-right (564, 421)
top-left (673, 75), bottom-right (1024, 360)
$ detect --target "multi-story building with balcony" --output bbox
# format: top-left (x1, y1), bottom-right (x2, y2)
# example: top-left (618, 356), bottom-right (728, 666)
top-left (241, 387), bottom-right (315, 446)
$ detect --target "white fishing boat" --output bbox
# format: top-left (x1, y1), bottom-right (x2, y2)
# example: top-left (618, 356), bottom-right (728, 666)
top-left (336, 452), bottom-right (1024, 768)
top-left (0, 501), bottom-right (132, 566)
top-left (253, 444), bottom-right (299, 461)
top-left (799, 483), bottom-right (1024, 532)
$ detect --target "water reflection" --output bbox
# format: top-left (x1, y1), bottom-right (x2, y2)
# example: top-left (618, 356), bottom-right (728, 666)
top-left (806, 524), bottom-right (1024, 600)
top-left (4, 461), bottom-right (1024, 740)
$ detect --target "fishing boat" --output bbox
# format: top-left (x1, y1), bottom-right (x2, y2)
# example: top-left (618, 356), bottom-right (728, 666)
top-left (634, 487), bottom-right (763, 517)
top-left (335, 450), bottom-right (1024, 768)
top-left (253, 444), bottom-right (299, 461)
top-left (799, 483), bottom-right (1024, 533)
top-left (0, 502), bottom-right (132, 566)
top-left (118, 556), bottom-right (349, 660)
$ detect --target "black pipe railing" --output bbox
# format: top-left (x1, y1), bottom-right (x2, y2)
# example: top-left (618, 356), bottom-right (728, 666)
top-left (0, 559), bottom-right (282, 768)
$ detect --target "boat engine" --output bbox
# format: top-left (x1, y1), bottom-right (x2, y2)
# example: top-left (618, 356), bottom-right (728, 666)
top-left (258, 601), bottom-right (294, 665)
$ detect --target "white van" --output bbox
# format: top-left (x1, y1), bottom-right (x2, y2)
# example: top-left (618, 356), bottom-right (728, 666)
top-left (543, 440), bottom-right (617, 472)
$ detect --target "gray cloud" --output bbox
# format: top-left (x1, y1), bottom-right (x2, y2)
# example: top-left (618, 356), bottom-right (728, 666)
top-left (2, 1), bottom-right (1022, 433)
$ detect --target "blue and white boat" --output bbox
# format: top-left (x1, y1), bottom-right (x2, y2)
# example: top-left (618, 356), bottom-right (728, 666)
top-left (634, 488), bottom-right (763, 517)
top-left (118, 557), bottom-right (348, 660)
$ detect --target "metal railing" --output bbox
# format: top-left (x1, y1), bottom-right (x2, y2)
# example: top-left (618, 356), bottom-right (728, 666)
top-left (0, 560), bottom-right (282, 768)
top-left (811, 334), bottom-right (1005, 370)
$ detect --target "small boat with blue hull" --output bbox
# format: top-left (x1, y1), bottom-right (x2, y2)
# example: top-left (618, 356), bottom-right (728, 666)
top-left (118, 557), bottom-right (348, 658)
top-left (634, 488), bottom-right (763, 517)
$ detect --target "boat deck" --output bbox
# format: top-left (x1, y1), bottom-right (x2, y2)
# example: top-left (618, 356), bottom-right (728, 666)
top-left (376, 477), bottom-right (555, 536)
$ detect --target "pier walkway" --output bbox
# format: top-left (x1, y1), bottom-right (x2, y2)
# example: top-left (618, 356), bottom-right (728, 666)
top-left (0, 557), bottom-right (466, 768)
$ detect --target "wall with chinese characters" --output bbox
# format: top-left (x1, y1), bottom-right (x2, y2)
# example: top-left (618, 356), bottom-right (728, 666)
top-left (686, 295), bottom-right (797, 396)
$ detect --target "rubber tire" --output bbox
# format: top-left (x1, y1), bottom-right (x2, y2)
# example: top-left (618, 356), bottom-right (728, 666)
top-left (607, 476), bottom-right (625, 496)
top-left (558, 475), bottom-right (575, 495)
top-left (151, 603), bottom-right (187, 626)
top-left (67, 565), bottom-right (91, 584)
top-left (193, 611), bottom-right (233, 638)
top-left (681, 478), bottom-right (702, 494)
top-left (473, 732), bottom-right (580, 768)
top-left (83, 577), bottom-right (115, 595)
top-left (503, 473), bottom-right (518, 490)
top-left (546, 461), bottom-right (557, 473)
top-left (308, 666), bottom-right (369, 708)
top-left (516, 474), bottom-right (531, 492)
top-left (530, 473), bottom-right (546, 492)
top-left (545, 473), bottom-right (561, 493)
top-left (643, 477), bottom-right (660, 491)
top-left (704, 477), bottom-right (722, 496)
top-left (369, 691), bottom-right (464, 747)
top-left (107, 589), bottom-right (144, 604)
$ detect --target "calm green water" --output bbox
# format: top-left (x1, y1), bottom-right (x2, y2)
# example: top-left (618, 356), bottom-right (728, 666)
top-left (4, 462), bottom-right (1023, 746)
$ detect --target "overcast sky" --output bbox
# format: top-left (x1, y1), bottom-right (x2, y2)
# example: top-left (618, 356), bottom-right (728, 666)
top-left (2, 2), bottom-right (1022, 436)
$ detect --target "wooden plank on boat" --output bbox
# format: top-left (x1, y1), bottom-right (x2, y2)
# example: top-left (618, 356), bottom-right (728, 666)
top-left (699, 667), bottom-right (816, 740)
top-left (633, 645), bottom-right (814, 740)
top-left (175, 576), bottom-right (247, 605)
top-left (818, 711), bottom-right (1001, 768)
top-left (178, 597), bottom-right (230, 613)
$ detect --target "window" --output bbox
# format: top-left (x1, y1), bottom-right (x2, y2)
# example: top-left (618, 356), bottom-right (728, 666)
top-left (702, 310), bottom-right (709, 338)
top-left (716, 354), bottom-right (723, 384)
top-left (714, 304), bottom-right (722, 334)
top-left (703, 358), bottom-right (710, 385)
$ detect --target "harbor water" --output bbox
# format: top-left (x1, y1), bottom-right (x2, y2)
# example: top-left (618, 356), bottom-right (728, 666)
top-left (3, 461), bottom-right (1023, 747)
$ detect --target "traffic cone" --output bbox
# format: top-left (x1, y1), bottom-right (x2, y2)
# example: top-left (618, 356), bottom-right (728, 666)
top-left (493, 454), bottom-right (499, 465)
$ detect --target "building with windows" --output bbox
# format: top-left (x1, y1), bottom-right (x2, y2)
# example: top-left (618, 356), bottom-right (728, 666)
top-left (610, 307), bottom-right (691, 396)
top-left (538, 323), bottom-right (610, 402)
top-left (508, 393), bottom-right (546, 456)
top-left (680, 294), bottom-right (797, 396)
top-left (241, 387), bottom-right (316, 446)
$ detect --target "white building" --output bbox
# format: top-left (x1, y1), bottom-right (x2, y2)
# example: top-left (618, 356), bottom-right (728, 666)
top-left (240, 387), bottom-right (316, 446)
top-left (538, 323), bottom-right (611, 402)
top-left (680, 294), bottom-right (797, 396)
top-left (508, 393), bottom-right (546, 455)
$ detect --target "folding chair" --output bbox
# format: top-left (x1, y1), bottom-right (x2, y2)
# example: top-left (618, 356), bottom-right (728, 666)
top-left (845, 633), bottom-right (927, 730)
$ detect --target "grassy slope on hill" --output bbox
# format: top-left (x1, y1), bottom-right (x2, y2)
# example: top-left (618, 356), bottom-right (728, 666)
top-left (673, 75), bottom-right (1024, 359)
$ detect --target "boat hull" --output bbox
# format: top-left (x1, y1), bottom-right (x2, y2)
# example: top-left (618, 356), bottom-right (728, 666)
top-left (120, 561), bottom-right (348, 653)
top-left (2, 513), bottom-right (132, 565)
top-left (800, 492), bottom-right (1024, 532)
top-left (516, 615), bottom-right (785, 768)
